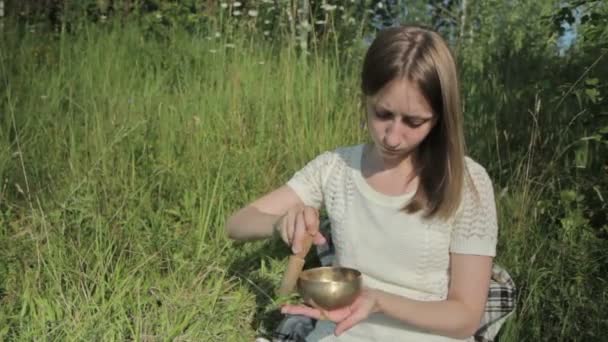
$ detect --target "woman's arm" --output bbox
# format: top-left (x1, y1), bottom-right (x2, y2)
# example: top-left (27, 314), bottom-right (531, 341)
top-left (371, 254), bottom-right (492, 338)
top-left (225, 185), bottom-right (304, 240)
top-left (227, 150), bottom-right (335, 244)
top-left (282, 253), bottom-right (492, 339)
top-left (225, 185), bottom-right (326, 251)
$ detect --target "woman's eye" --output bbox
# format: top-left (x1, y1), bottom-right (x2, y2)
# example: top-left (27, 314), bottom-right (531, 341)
top-left (403, 118), bottom-right (425, 127)
top-left (375, 111), bottom-right (392, 120)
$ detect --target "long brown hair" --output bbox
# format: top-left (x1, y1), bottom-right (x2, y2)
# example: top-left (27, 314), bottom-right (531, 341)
top-left (361, 24), bottom-right (466, 220)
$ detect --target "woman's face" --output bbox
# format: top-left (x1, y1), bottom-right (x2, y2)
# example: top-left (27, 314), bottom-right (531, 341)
top-left (366, 78), bottom-right (437, 162)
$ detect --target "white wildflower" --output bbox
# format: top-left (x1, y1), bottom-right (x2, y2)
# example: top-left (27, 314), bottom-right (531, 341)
top-left (377, 2), bottom-right (384, 9)
top-left (248, 10), bottom-right (258, 17)
top-left (233, 10), bottom-right (241, 16)
top-left (232, 1), bottom-right (242, 7)
top-left (322, 4), bottom-right (337, 11)
top-left (220, 3), bottom-right (228, 9)
top-left (225, 43), bottom-right (236, 49)
top-left (300, 21), bottom-right (311, 30)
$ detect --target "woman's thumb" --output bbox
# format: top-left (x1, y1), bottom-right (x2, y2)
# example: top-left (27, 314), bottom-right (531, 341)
top-left (303, 207), bottom-right (326, 245)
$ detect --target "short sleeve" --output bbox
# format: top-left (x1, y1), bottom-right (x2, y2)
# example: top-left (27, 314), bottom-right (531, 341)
top-left (450, 159), bottom-right (499, 256)
top-left (286, 151), bottom-right (337, 209)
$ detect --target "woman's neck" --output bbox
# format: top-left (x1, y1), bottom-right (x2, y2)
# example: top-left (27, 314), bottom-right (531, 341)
top-left (362, 143), bottom-right (419, 194)
top-left (365, 143), bottom-right (417, 176)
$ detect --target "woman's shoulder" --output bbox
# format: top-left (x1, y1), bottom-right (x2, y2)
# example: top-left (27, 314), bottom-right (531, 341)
top-left (462, 156), bottom-right (495, 200)
top-left (314, 144), bottom-right (363, 166)
top-left (464, 156), bottom-right (492, 183)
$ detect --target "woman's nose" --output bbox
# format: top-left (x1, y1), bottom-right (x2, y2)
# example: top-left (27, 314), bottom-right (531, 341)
top-left (384, 122), bottom-right (402, 146)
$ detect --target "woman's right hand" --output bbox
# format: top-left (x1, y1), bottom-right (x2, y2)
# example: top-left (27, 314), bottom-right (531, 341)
top-left (274, 206), bottom-right (327, 254)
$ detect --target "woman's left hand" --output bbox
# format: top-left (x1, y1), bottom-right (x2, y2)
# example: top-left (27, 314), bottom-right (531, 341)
top-left (281, 288), bottom-right (380, 336)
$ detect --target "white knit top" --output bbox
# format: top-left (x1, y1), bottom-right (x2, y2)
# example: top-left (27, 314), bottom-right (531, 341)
top-left (286, 144), bottom-right (498, 342)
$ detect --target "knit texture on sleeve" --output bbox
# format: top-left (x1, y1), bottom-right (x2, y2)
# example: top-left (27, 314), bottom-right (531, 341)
top-left (286, 147), bottom-right (357, 261)
top-left (450, 157), bottom-right (499, 256)
top-left (286, 151), bottom-right (339, 209)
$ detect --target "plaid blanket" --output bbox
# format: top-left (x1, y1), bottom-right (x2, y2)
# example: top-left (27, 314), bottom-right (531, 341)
top-left (270, 221), bottom-right (516, 342)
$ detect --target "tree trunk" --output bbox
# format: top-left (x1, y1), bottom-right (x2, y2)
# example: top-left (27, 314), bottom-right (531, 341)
top-left (0, 0), bottom-right (4, 30)
top-left (123, 0), bottom-right (132, 17)
top-left (298, 0), bottom-right (310, 54)
top-left (459, 0), bottom-right (468, 41)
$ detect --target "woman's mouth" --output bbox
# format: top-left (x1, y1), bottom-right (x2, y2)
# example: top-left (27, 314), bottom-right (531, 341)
top-left (380, 144), bottom-right (401, 155)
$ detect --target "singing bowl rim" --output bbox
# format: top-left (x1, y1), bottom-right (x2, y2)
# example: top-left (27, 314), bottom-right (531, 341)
top-left (297, 266), bottom-right (362, 310)
top-left (298, 266), bottom-right (362, 283)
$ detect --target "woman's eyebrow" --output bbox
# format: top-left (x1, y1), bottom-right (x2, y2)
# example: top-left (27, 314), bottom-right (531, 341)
top-left (374, 104), bottom-right (433, 119)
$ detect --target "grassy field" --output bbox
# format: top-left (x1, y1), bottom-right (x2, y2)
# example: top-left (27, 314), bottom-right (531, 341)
top-left (0, 21), bottom-right (606, 341)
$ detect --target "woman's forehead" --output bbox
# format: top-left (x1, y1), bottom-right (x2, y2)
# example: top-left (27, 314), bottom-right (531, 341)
top-left (366, 80), bottom-right (434, 117)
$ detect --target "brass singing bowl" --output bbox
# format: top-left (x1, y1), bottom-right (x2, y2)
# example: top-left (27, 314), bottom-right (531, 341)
top-left (297, 267), bottom-right (362, 311)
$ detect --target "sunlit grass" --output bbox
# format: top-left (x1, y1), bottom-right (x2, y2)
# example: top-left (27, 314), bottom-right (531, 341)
top-left (0, 19), bottom-right (606, 341)
top-left (0, 21), bottom-right (364, 340)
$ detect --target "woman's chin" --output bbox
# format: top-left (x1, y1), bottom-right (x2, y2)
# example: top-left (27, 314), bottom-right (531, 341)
top-left (369, 143), bottom-right (410, 162)
top-left (378, 146), bottom-right (403, 158)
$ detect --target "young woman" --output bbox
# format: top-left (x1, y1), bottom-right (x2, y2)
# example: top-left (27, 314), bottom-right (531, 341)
top-left (226, 24), bottom-right (498, 341)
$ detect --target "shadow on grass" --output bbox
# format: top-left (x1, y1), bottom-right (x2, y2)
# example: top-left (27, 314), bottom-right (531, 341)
top-left (225, 238), bottom-right (288, 337)
top-left (225, 237), bottom-right (323, 339)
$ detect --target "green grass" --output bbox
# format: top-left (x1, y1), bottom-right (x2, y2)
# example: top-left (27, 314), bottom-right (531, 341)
top-left (0, 21), bottom-right (606, 341)
top-left (0, 22), bottom-right (364, 341)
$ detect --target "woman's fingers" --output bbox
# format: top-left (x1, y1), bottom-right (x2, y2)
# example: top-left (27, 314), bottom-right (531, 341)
top-left (273, 213), bottom-right (289, 245)
top-left (303, 207), bottom-right (327, 245)
top-left (285, 210), bottom-right (296, 246)
top-left (278, 206), bottom-right (326, 250)
top-left (281, 305), bottom-right (323, 320)
top-left (292, 211), bottom-right (306, 253)
top-left (278, 217), bottom-right (290, 246)
top-left (303, 206), bottom-right (319, 234)
top-left (281, 304), bottom-right (352, 323)
top-left (334, 311), bottom-right (365, 336)
top-left (302, 206), bottom-right (326, 245)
